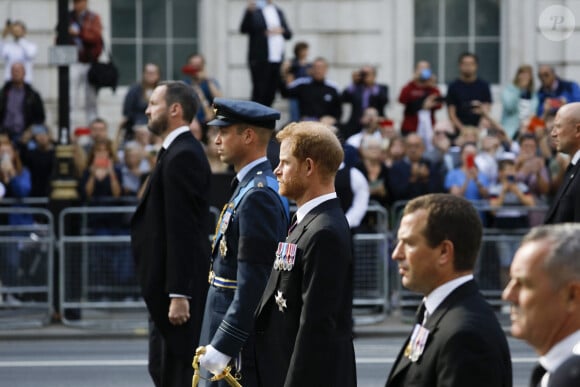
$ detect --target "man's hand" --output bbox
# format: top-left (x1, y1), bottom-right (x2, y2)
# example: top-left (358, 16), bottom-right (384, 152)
top-left (199, 345), bottom-right (232, 375)
top-left (168, 297), bottom-right (190, 326)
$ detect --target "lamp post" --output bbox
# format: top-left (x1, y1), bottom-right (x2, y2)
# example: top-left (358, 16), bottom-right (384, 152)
top-left (51, 0), bottom-right (78, 201)
top-left (49, 0), bottom-right (81, 321)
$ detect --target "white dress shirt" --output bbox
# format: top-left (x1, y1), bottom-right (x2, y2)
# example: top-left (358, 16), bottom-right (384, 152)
top-left (423, 274), bottom-right (474, 318)
top-left (262, 4), bottom-right (285, 63)
top-left (539, 330), bottom-right (580, 387)
top-left (295, 192), bottom-right (337, 224)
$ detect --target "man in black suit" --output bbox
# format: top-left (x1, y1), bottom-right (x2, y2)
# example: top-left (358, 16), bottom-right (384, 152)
top-left (549, 354), bottom-right (580, 386)
top-left (386, 194), bottom-right (512, 387)
top-left (196, 98), bottom-right (289, 386)
top-left (502, 224), bottom-right (580, 387)
top-left (544, 102), bottom-right (580, 224)
top-left (131, 81), bottom-right (211, 387)
top-left (254, 121), bottom-right (356, 387)
top-left (240, 0), bottom-right (292, 107)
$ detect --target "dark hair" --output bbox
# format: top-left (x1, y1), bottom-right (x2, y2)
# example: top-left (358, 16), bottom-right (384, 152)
top-left (519, 133), bottom-right (538, 145)
top-left (458, 52), bottom-right (478, 64)
top-left (186, 53), bottom-right (205, 65)
top-left (498, 158), bottom-right (515, 171)
top-left (89, 117), bottom-right (107, 128)
top-left (403, 194), bottom-right (483, 271)
top-left (293, 41), bottom-right (309, 57)
top-left (159, 81), bottom-right (199, 123)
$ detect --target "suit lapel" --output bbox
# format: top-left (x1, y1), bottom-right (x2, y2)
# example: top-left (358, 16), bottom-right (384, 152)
top-left (545, 162), bottom-right (579, 222)
top-left (256, 199), bottom-right (338, 316)
top-left (386, 281), bottom-right (478, 384)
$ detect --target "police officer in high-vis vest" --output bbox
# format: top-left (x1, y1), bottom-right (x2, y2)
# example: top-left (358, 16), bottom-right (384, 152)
top-left (197, 98), bottom-right (289, 386)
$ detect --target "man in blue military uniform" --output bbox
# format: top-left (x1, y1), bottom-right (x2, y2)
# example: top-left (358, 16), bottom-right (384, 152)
top-left (197, 98), bottom-right (289, 386)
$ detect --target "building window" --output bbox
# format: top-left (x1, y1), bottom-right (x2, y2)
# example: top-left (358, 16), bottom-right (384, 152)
top-left (111, 0), bottom-right (199, 85)
top-left (414, 0), bottom-right (500, 84)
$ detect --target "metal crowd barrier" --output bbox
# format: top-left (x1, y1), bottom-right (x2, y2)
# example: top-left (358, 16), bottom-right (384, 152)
top-left (58, 205), bottom-right (221, 328)
top-left (392, 201), bottom-right (549, 323)
top-left (0, 207), bottom-right (54, 328)
top-left (352, 204), bottom-right (391, 324)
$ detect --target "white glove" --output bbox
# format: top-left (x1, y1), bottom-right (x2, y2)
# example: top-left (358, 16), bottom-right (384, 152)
top-left (199, 344), bottom-right (232, 375)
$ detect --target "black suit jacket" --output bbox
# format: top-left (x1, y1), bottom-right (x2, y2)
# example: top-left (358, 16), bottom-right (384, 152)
top-left (544, 161), bottom-right (580, 224)
top-left (254, 198), bottom-right (356, 387)
top-left (131, 131), bottom-right (211, 359)
top-left (240, 6), bottom-right (292, 63)
top-left (548, 355), bottom-right (580, 387)
top-left (386, 280), bottom-right (512, 387)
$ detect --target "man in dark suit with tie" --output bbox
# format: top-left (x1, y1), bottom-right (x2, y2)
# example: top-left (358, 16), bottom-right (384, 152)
top-left (386, 193), bottom-right (512, 387)
top-left (131, 81), bottom-right (211, 387)
top-left (196, 98), bottom-right (289, 386)
top-left (502, 223), bottom-right (580, 387)
top-left (254, 121), bottom-right (356, 387)
top-left (544, 102), bottom-right (580, 224)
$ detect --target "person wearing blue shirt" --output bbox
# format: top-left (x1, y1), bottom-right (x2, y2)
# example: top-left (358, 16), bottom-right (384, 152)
top-left (445, 142), bottom-right (490, 201)
top-left (537, 65), bottom-right (580, 118)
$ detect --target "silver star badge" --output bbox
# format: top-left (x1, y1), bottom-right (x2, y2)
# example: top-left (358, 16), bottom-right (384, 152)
top-left (275, 290), bottom-right (287, 312)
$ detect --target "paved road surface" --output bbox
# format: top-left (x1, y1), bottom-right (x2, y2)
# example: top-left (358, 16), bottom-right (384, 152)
top-left (0, 335), bottom-right (537, 386)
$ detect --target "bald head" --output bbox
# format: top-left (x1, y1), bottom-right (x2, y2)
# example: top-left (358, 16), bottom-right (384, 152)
top-left (551, 102), bottom-right (580, 155)
top-left (10, 63), bottom-right (25, 85)
top-left (560, 102), bottom-right (580, 123)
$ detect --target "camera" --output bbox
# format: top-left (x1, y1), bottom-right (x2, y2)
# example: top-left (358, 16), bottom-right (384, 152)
top-left (507, 175), bottom-right (515, 183)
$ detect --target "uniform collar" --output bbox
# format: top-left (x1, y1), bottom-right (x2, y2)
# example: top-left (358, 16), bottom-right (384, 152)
top-left (236, 156), bottom-right (268, 183)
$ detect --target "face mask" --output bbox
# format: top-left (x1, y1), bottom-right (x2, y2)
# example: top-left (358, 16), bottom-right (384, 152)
top-left (256, 0), bottom-right (267, 9)
top-left (419, 68), bottom-right (432, 81)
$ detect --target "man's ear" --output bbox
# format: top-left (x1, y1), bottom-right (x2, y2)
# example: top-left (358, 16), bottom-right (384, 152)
top-left (438, 239), bottom-right (454, 267)
top-left (304, 157), bottom-right (314, 176)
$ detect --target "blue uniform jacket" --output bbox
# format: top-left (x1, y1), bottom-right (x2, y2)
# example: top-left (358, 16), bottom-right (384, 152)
top-left (200, 160), bottom-right (288, 362)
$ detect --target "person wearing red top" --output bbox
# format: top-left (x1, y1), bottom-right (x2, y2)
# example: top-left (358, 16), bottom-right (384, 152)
top-left (398, 61), bottom-right (442, 136)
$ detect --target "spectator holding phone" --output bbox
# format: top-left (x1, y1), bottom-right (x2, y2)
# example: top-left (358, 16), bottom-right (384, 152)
top-left (182, 53), bottom-right (222, 125)
top-left (80, 137), bottom-right (121, 201)
top-left (1, 19), bottom-right (37, 83)
top-left (514, 134), bottom-right (550, 200)
top-left (342, 65), bottom-right (389, 140)
top-left (445, 142), bottom-right (490, 201)
top-left (398, 60), bottom-right (443, 137)
top-left (446, 52), bottom-right (492, 136)
top-left (537, 65), bottom-right (580, 118)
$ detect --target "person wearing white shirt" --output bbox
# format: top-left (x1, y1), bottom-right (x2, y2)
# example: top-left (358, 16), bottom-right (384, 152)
top-left (503, 223), bottom-right (580, 387)
top-left (1, 20), bottom-right (37, 83)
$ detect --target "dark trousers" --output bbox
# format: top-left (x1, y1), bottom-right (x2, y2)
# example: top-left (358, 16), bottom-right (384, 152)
top-left (149, 320), bottom-right (193, 387)
top-left (249, 61), bottom-right (282, 107)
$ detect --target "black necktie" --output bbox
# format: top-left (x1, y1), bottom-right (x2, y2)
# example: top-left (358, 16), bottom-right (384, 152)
top-left (156, 147), bottom-right (166, 164)
top-left (288, 214), bottom-right (298, 236)
top-left (566, 162), bottom-right (576, 179)
top-left (530, 363), bottom-right (546, 387)
top-left (415, 301), bottom-right (427, 325)
top-left (230, 177), bottom-right (239, 193)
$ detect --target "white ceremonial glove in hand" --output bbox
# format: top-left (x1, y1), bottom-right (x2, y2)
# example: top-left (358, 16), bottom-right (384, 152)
top-left (199, 345), bottom-right (231, 375)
